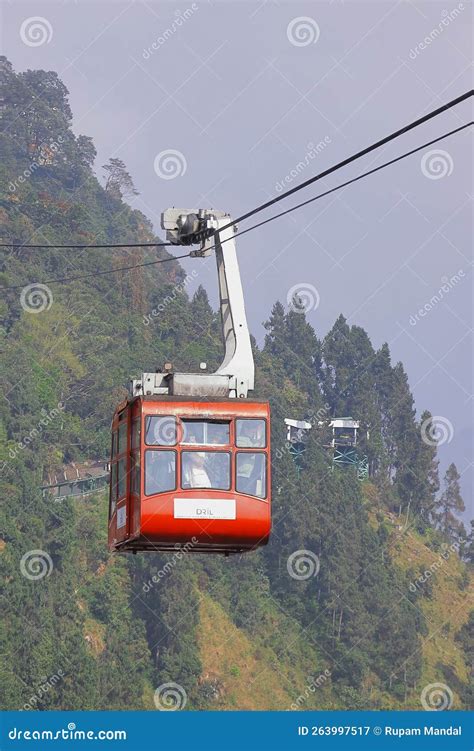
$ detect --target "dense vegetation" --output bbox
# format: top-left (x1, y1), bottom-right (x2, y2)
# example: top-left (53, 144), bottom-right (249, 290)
top-left (0, 57), bottom-right (471, 711)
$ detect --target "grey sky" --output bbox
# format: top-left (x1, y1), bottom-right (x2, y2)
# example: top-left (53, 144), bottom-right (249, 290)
top-left (2, 0), bottom-right (473, 513)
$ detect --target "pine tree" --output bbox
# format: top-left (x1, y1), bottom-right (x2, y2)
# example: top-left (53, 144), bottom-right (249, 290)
top-left (435, 463), bottom-right (466, 542)
top-left (283, 302), bottom-right (323, 402)
top-left (388, 363), bottom-right (418, 514)
top-left (321, 314), bottom-right (353, 414)
top-left (102, 158), bottom-right (139, 199)
top-left (462, 520), bottom-right (474, 563)
top-left (76, 135), bottom-right (96, 168)
top-left (263, 301), bottom-right (287, 362)
top-left (370, 343), bottom-right (394, 476)
top-left (400, 410), bottom-right (440, 522)
top-left (2, 55), bottom-right (470, 713)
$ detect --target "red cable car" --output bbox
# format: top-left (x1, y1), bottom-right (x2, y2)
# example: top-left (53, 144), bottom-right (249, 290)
top-left (108, 398), bottom-right (270, 553)
top-left (108, 209), bottom-right (272, 554)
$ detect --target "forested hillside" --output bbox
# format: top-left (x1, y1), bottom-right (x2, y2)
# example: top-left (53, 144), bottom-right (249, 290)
top-left (0, 57), bottom-right (472, 712)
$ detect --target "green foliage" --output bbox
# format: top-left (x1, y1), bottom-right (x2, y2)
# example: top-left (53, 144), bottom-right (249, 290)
top-left (434, 463), bottom-right (466, 543)
top-left (0, 57), bottom-right (470, 712)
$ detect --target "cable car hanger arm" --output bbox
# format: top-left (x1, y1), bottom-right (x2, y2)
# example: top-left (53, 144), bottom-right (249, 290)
top-left (131, 209), bottom-right (254, 400)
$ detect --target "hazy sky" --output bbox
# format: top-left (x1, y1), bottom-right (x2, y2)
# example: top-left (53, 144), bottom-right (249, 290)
top-left (2, 0), bottom-right (473, 511)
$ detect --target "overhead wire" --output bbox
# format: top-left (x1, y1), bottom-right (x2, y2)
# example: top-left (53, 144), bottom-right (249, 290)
top-left (0, 240), bottom-right (174, 249)
top-left (1, 253), bottom-right (193, 290)
top-left (206, 90), bottom-right (473, 238)
top-left (1, 120), bottom-right (470, 291)
top-left (2, 90), bottom-right (471, 253)
top-left (227, 120), bottom-right (473, 243)
top-left (0, 95), bottom-right (472, 291)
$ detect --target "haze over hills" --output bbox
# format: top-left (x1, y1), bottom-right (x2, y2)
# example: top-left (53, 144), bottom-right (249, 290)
top-left (0, 58), bottom-right (472, 711)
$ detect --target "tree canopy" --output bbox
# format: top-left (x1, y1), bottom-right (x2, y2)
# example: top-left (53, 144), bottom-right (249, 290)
top-left (0, 58), bottom-right (470, 712)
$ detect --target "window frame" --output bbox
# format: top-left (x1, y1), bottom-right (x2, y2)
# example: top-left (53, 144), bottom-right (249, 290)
top-left (235, 417), bottom-right (268, 449)
top-left (131, 417), bottom-right (141, 450)
top-left (117, 421), bottom-right (128, 455)
top-left (131, 451), bottom-right (141, 495)
top-left (144, 448), bottom-right (177, 497)
top-left (144, 415), bottom-right (178, 447)
top-left (180, 419), bottom-right (231, 447)
top-left (181, 449), bottom-right (232, 491)
top-left (109, 461), bottom-right (118, 519)
top-left (111, 430), bottom-right (118, 458)
top-left (117, 457), bottom-right (127, 500)
top-left (235, 450), bottom-right (268, 500)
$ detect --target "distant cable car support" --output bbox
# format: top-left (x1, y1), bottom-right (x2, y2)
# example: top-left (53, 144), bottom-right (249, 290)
top-left (284, 416), bottom-right (368, 480)
top-left (329, 418), bottom-right (369, 481)
top-left (284, 418), bottom-right (312, 471)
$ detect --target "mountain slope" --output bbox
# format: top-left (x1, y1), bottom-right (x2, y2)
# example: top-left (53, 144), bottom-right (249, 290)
top-left (0, 57), bottom-right (471, 712)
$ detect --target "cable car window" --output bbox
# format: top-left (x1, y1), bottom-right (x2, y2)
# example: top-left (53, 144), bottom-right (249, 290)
top-left (145, 450), bottom-right (176, 495)
top-left (181, 451), bottom-right (230, 490)
top-left (111, 431), bottom-right (118, 458)
top-left (131, 418), bottom-right (141, 450)
top-left (131, 453), bottom-right (140, 494)
top-left (117, 458), bottom-right (126, 498)
top-left (236, 452), bottom-right (266, 498)
top-left (181, 420), bottom-right (230, 445)
top-left (110, 462), bottom-right (117, 504)
top-left (236, 419), bottom-right (266, 448)
top-left (145, 416), bottom-right (177, 446)
top-left (118, 422), bottom-right (128, 454)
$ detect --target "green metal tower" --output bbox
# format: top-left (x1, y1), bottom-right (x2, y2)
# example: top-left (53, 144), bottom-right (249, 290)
top-left (283, 416), bottom-right (369, 480)
top-left (330, 417), bottom-right (368, 480)
top-left (284, 418), bottom-right (312, 473)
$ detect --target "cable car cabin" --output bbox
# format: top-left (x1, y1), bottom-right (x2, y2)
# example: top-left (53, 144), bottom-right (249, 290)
top-left (108, 397), bottom-right (271, 555)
